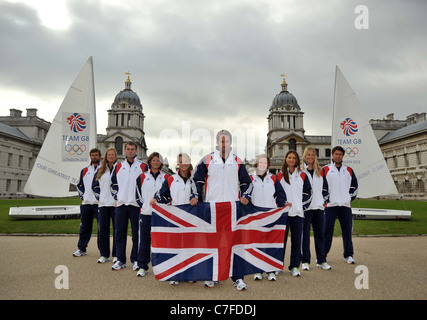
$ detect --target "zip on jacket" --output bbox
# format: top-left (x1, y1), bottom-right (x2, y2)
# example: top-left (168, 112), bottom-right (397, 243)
top-left (136, 170), bottom-right (169, 214)
top-left (77, 164), bottom-right (98, 205)
top-left (250, 172), bottom-right (287, 208)
top-left (277, 168), bottom-right (312, 217)
top-left (322, 162), bottom-right (358, 208)
top-left (192, 148), bottom-right (253, 202)
top-left (110, 157), bottom-right (148, 207)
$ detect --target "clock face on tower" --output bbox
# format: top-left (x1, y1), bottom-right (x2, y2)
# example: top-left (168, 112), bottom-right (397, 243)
top-left (285, 104), bottom-right (292, 111)
top-left (120, 102), bottom-right (127, 109)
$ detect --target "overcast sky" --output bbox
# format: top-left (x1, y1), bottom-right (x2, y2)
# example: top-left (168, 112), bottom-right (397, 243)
top-left (1, 0), bottom-right (426, 165)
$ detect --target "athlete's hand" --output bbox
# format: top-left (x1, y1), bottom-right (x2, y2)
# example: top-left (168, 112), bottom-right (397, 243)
top-left (190, 198), bottom-right (198, 206)
top-left (240, 197), bottom-right (249, 205)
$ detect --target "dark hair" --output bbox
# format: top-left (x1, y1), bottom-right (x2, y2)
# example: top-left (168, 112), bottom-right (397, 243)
top-left (89, 148), bottom-right (101, 156)
top-left (332, 146), bottom-right (345, 155)
top-left (281, 150), bottom-right (300, 184)
top-left (147, 152), bottom-right (163, 170)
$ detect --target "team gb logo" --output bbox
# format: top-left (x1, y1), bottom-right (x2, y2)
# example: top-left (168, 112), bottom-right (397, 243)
top-left (340, 118), bottom-right (358, 136)
top-left (67, 113), bottom-right (86, 132)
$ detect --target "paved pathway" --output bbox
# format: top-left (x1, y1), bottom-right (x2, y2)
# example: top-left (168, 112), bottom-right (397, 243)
top-left (1, 235), bottom-right (426, 301)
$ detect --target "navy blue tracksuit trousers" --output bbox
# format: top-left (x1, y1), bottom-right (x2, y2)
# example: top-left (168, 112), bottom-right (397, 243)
top-left (302, 209), bottom-right (327, 264)
top-left (98, 206), bottom-right (116, 258)
top-left (284, 216), bottom-right (304, 270)
top-left (77, 204), bottom-right (98, 252)
top-left (324, 206), bottom-right (354, 258)
top-left (115, 205), bottom-right (140, 264)
top-left (137, 214), bottom-right (151, 270)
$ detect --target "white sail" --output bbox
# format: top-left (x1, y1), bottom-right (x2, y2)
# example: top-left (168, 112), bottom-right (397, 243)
top-left (23, 57), bottom-right (97, 197)
top-left (332, 66), bottom-right (398, 198)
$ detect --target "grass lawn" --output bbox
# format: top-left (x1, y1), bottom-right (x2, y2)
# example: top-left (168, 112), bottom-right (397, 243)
top-left (0, 197), bottom-right (426, 236)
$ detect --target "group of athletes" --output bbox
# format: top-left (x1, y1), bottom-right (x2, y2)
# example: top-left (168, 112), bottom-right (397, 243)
top-left (72, 129), bottom-right (358, 291)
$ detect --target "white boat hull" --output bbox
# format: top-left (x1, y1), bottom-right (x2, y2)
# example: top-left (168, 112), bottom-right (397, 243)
top-left (9, 205), bottom-right (81, 219)
top-left (352, 208), bottom-right (411, 220)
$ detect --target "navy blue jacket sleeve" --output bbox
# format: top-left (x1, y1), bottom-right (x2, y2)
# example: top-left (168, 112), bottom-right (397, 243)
top-left (110, 165), bottom-right (119, 201)
top-left (301, 172), bottom-right (312, 210)
top-left (273, 176), bottom-right (287, 207)
top-left (76, 168), bottom-right (85, 200)
top-left (155, 177), bottom-right (172, 204)
top-left (321, 167), bottom-right (330, 204)
top-left (238, 164), bottom-right (253, 200)
top-left (92, 169), bottom-right (100, 201)
top-left (192, 157), bottom-right (208, 201)
top-left (349, 167), bottom-right (358, 201)
top-left (135, 174), bottom-right (143, 207)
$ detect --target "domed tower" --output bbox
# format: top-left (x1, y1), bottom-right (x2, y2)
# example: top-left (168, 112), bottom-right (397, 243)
top-left (266, 74), bottom-right (309, 172)
top-left (100, 72), bottom-right (147, 160)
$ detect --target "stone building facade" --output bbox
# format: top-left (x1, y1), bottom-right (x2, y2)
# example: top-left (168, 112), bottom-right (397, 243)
top-left (0, 109), bottom-right (49, 197)
top-left (377, 114), bottom-right (427, 199)
top-left (266, 76), bottom-right (331, 173)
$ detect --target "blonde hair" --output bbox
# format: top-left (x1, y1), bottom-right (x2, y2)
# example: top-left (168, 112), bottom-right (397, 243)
top-left (96, 148), bottom-right (118, 180)
top-left (302, 147), bottom-right (321, 177)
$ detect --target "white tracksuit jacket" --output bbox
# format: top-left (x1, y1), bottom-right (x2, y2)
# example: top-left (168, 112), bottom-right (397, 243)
top-left (77, 164), bottom-right (99, 205)
top-left (321, 162), bottom-right (358, 208)
top-left (136, 170), bottom-right (169, 215)
top-left (110, 157), bottom-right (149, 207)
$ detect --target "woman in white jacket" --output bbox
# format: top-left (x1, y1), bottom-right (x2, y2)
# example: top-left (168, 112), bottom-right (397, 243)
top-left (301, 147), bottom-right (331, 271)
top-left (135, 152), bottom-right (169, 277)
top-left (92, 148), bottom-right (117, 263)
top-left (251, 154), bottom-right (288, 281)
top-left (277, 150), bottom-right (312, 277)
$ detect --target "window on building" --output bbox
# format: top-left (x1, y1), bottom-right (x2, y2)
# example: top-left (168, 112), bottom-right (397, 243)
top-left (6, 179), bottom-right (11, 192)
top-left (289, 138), bottom-right (296, 151)
top-left (19, 155), bottom-right (23, 168)
top-left (115, 136), bottom-right (123, 155)
top-left (7, 153), bottom-right (12, 166)
top-left (325, 148), bottom-right (331, 158)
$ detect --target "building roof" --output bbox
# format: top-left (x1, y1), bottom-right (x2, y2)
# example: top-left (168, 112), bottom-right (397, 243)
top-left (379, 120), bottom-right (427, 144)
top-left (0, 122), bottom-right (32, 142)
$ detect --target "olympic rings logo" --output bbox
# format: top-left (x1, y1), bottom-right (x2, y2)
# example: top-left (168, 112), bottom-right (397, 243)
top-left (345, 147), bottom-right (359, 158)
top-left (65, 144), bottom-right (87, 156)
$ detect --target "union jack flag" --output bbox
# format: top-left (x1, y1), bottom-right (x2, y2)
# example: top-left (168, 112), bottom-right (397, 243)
top-left (151, 202), bottom-right (288, 282)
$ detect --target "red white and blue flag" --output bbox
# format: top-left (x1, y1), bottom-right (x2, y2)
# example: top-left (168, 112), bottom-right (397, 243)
top-left (151, 202), bottom-right (288, 282)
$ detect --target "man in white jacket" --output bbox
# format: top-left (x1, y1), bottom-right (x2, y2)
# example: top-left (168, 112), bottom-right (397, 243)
top-left (73, 148), bottom-right (101, 257)
top-left (191, 130), bottom-right (253, 291)
top-left (110, 142), bottom-right (148, 270)
top-left (322, 146), bottom-right (358, 264)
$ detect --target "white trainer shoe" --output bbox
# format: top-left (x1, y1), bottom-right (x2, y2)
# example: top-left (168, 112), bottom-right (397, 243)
top-left (204, 281), bottom-right (216, 288)
top-left (302, 263), bottom-right (310, 271)
top-left (290, 267), bottom-right (301, 277)
top-left (233, 279), bottom-right (247, 291)
top-left (132, 261), bottom-right (139, 271)
top-left (73, 249), bottom-right (86, 257)
top-left (317, 262), bottom-right (332, 270)
top-left (253, 273), bottom-right (263, 280)
top-left (97, 256), bottom-right (109, 263)
top-left (170, 281), bottom-right (179, 285)
top-left (344, 256), bottom-right (355, 264)
top-left (137, 269), bottom-right (148, 277)
top-left (111, 261), bottom-right (126, 270)
top-left (267, 272), bottom-right (276, 281)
